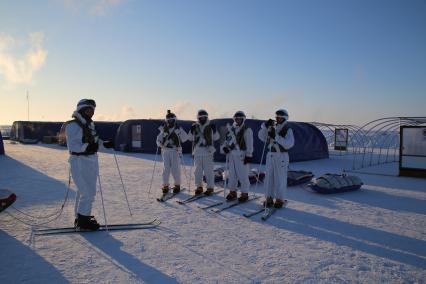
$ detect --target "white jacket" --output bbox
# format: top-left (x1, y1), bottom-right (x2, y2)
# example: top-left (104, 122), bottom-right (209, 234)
top-left (156, 125), bottom-right (188, 152)
top-left (221, 122), bottom-right (254, 157)
top-left (258, 121), bottom-right (294, 152)
top-left (187, 121), bottom-right (220, 156)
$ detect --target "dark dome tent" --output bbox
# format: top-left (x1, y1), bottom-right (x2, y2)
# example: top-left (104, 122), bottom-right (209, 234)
top-left (114, 119), bottom-right (194, 154)
top-left (58, 121), bottom-right (121, 146)
top-left (0, 130), bottom-right (4, 155)
top-left (10, 121), bottom-right (63, 144)
top-left (212, 119), bottom-right (328, 164)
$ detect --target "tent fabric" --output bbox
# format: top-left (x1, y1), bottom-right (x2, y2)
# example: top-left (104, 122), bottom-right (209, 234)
top-left (58, 121), bottom-right (121, 146)
top-left (212, 119), bottom-right (329, 164)
top-left (114, 119), bottom-right (194, 154)
top-left (10, 121), bottom-right (63, 143)
top-left (0, 130), bottom-right (4, 155)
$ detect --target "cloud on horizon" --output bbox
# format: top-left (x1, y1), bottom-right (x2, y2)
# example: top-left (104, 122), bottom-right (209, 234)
top-left (62, 0), bottom-right (125, 16)
top-left (96, 105), bottom-right (138, 121)
top-left (0, 32), bottom-right (47, 85)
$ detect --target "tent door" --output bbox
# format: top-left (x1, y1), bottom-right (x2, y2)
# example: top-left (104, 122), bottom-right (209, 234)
top-left (131, 125), bottom-right (142, 148)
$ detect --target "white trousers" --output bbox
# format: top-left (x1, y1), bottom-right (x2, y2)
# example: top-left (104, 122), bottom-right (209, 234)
top-left (162, 149), bottom-right (181, 186)
top-left (69, 155), bottom-right (99, 216)
top-left (264, 152), bottom-right (289, 200)
top-left (194, 154), bottom-right (215, 189)
top-left (227, 152), bottom-right (250, 193)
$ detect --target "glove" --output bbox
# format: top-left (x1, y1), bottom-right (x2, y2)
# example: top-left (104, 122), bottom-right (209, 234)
top-left (223, 146), bottom-right (230, 154)
top-left (268, 128), bottom-right (276, 139)
top-left (190, 124), bottom-right (196, 134)
top-left (265, 119), bottom-right (274, 128)
top-left (244, 156), bottom-right (252, 164)
top-left (86, 142), bottom-right (99, 153)
top-left (103, 141), bottom-right (114, 149)
top-left (210, 124), bottom-right (216, 132)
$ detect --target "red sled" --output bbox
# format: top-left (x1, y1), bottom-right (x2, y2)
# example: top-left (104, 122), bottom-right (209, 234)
top-left (0, 189), bottom-right (17, 213)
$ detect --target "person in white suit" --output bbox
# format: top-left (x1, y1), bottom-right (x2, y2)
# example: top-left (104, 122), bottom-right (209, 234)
top-left (258, 109), bottom-right (295, 208)
top-left (156, 110), bottom-right (188, 195)
top-left (187, 109), bottom-right (220, 195)
top-left (66, 99), bottom-right (114, 230)
top-left (220, 111), bottom-right (254, 202)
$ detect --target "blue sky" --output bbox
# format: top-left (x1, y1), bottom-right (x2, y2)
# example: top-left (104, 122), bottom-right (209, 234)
top-left (0, 0), bottom-right (425, 125)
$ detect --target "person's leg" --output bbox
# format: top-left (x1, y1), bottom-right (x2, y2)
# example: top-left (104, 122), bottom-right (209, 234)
top-left (204, 155), bottom-right (215, 193)
top-left (170, 151), bottom-right (181, 186)
top-left (194, 155), bottom-right (203, 188)
top-left (162, 151), bottom-right (171, 187)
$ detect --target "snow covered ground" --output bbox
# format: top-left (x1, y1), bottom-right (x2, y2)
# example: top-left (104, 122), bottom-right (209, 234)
top-left (1, 142), bottom-right (425, 283)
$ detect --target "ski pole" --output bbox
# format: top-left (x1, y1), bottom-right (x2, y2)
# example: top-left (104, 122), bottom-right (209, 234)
top-left (113, 153), bottom-right (133, 217)
top-left (177, 135), bottom-right (190, 192)
top-left (223, 154), bottom-right (229, 200)
top-left (97, 174), bottom-right (108, 231)
top-left (148, 146), bottom-right (160, 196)
top-left (187, 140), bottom-right (195, 194)
top-left (254, 138), bottom-right (268, 198)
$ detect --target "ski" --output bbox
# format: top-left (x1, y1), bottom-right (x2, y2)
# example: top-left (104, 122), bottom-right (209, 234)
top-left (34, 219), bottom-right (159, 232)
top-left (177, 189), bottom-right (224, 205)
top-left (243, 207), bottom-right (266, 218)
top-left (261, 208), bottom-right (277, 221)
top-left (261, 201), bottom-right (287, 221)
top-left (211, 196), bottom-right (261, 213)
top-left (34, 220), bottom-right (161, 235)
top-left (157, 188), bottom-right (186, 202)
top-left (198, 200), bottom-right (226, 210)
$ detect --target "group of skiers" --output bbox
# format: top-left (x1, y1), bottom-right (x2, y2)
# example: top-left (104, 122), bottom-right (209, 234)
top-left (66, 99), bottom-right (294, 231)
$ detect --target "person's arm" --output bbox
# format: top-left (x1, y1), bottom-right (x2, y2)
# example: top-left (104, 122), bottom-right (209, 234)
top-left (212, 125), bottom-right (220, 141)
top-left (245, 128), bottom-right (254, 157)
top-left (275, 128), bottom-right (295, 150)
top-left (177, 127), bottom-right (188, 143)
top-left (66, 122), bottom-right (88, 153)
top-left (156, 127), bottom-right (164, 148)
top-left (258, 123), bottom-right (268, 142)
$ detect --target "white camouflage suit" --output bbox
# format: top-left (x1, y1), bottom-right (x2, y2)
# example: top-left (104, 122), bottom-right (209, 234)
top-left (156, 125), bottom-right (188, 187)
top-left (66, 112), bottom-right (99, 216)
top-left (258, 121), bottom-right (295, 200)
top-left (187, 120), bottom-right (220, 189)
top-left (221, 123), bottom-right (254, 193)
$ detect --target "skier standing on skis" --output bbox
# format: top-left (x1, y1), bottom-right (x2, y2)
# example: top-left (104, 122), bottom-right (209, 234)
top-left (66, 99), bottom-right (114, 231)
top-left (258, 109), bottom-right (294, 208)
top-left (156, 110), bottom-right (188, 195)
top-left (220, 111), bottom-right (254, 202)
top-left (187, 109), bottom-right (220, 196)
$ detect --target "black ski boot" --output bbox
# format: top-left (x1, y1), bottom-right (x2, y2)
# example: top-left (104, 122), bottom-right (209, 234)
top-left (173, 185), bottom-right (181, 194)
top-left (226, 190), bottom-right (237, 201)
top-left (75, 214), bottom-right (100, 231)
top-left (263, 197), bottom-right (274, 208)
top-left (162, 185), bottom-right (170, 194)
top-left (204, 188), bottom-right (214, 196)
top-left (238, 192), bottom-right (249, 202)
top-left (195, 186), bottom-right (203, 195)
top-left (274, 199), bottom-right (287, 209)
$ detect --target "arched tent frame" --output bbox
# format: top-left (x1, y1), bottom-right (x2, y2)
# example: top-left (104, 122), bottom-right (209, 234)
top-left (312, 117), bottom-right (426, 172)
top-left (310, 122), bottom-right (365, 156)
top-left (348, 117), bottom-right (425, 170)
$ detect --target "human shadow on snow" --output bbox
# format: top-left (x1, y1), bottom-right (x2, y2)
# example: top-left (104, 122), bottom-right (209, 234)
top-left (260, 208), bottom-right (426, 269)
top-left (83, 233), bottom-right (178, 283)
top-left (330, 186), bottom-right (426, 215)
top-left (0, 155), bottom-right (76, 209)
top-left (0, 230), bottom-right (68, 283)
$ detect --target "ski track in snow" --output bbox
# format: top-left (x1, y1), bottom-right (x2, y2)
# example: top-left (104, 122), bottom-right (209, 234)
top-left (1, 142), bottom-right (425, 283)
